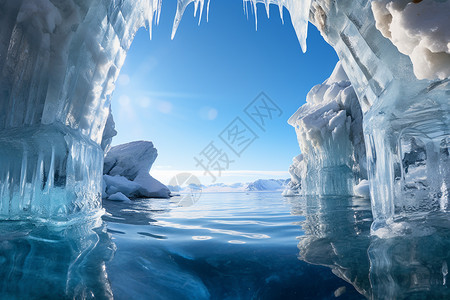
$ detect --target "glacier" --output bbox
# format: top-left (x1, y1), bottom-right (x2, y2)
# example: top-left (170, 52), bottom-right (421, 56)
top-left (0, 0), bottom-right (449, 235)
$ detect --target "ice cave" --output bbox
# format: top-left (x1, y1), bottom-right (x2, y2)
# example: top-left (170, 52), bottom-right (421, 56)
top-left (0, 0), bottom-right (449, 233)
top-left (1, 0), bottom-right (450, 298)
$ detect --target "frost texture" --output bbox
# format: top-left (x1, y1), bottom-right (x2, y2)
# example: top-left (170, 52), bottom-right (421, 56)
top-left (372, 0), bottom-right (450, 80)
top-left (284, 62), bottom-right (366, 196)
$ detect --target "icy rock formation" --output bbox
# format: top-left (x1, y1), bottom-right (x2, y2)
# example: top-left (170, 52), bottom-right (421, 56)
top-left (296, 0), bottom-right (450, 231)
top-left (103, 141), bottom-right (170, 199)
top-left (0, 0), bottom-right (167, 219)
top-left (284, 62), bottom-right (366, 196)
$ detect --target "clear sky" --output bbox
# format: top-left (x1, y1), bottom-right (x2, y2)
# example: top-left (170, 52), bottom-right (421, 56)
top-left (111, 0), bottom-right (338, 185)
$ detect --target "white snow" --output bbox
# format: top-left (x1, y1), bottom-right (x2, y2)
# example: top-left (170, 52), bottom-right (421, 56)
top-left (103, 141), bottom-right (170, 199)
top-left (372, 0), bottom-right (450, 80)
top-left (353, 180), bottom-right (370, 199)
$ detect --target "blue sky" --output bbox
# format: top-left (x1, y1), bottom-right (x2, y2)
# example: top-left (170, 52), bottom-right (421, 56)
top-left (111, 0), bottom-right (338, 185)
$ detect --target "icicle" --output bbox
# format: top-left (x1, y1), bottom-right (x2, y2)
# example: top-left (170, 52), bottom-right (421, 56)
top-left (242, 0), bottom-right (312, 52)
top-left (206, 0), bottom-right (210, 22)
top-left (45, 146), bottom-right (55, 193)
top-left (252, 1), bottom-right (258, 30)
top-left (171, 0), bottom-right (208, 39)
top-left (198, 0), bottom-right (204, 25)
top-left (19, 149), bottom-right (28, 198)
top-left (278, 4), bottom-right (284, 24)
top-left (145, 0), bottom-right (162, 40)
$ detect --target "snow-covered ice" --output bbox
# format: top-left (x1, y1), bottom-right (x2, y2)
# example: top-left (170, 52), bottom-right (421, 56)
top-left (284, 62), bottom-right (366, 196)
top-left (0, 0), bottom-right (448, 233)
top-left (372, 0), bottom-right (450, 80)
top-left (103, 141), bottom-right (170, 199)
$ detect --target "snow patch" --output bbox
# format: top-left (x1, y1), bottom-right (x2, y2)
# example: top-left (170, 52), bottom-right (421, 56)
top-left (372, 0), bottom-right (450, 80)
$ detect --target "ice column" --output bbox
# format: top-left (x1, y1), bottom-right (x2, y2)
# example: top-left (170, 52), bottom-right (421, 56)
top-left (305, 0), bottom-right (450, 229)
top-left (0, 0), bottom-right (157, 219)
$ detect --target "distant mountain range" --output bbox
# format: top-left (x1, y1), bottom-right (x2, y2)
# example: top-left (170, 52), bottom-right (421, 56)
top-left (168, 179), bottom-right (289, 193)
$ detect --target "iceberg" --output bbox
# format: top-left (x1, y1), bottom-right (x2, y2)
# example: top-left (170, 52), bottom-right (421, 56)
top-left (103, 141), bottom-right (170, 199)
top-left (285, 62), bottom-right (366, 197)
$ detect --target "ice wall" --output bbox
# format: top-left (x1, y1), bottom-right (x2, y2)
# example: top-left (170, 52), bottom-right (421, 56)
top-left (0, 0), bottom-right (160, 219)
top-left (281, 0), bottom-right (449, 231)
top-left (284, 62), bottom-right (366, 196)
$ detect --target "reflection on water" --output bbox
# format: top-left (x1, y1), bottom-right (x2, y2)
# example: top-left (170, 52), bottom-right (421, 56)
top-left (103, 193), bottom-right (363, 299)
top-left (0, 193), bottom-right (449, 299)
top-left (291, 195), bottom-right (450, 299)
top-left (0, 215), bottom-right (115, 299)
top-left (290, 196), bottom-right (373, 298)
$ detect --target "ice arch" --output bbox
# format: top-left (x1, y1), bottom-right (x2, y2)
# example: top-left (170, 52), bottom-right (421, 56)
top-left (0, 0), bottom-right (449, 229)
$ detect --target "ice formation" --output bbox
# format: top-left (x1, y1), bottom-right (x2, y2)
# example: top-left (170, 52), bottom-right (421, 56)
top-left (371, 0), bottom-right (450, 80)
top-left (285, 62), bottom-right (366, 196)
top-left (103, 141), bottom-right (170, 199)
top-left (0, 0), bottom-right (448, 232)
top-left (284, 0), bottom-right (449, 232)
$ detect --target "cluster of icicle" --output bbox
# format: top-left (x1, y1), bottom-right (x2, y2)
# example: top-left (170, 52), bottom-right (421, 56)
top-left (146, 0), bottom-right (312, 52)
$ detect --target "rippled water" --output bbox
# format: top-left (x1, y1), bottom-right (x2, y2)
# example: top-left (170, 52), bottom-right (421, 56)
top-left (1, 192), bottom-right (449, 299)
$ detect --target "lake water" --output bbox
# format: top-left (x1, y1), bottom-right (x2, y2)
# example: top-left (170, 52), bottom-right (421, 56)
top-left (0, 192), bottom-right (449, 299)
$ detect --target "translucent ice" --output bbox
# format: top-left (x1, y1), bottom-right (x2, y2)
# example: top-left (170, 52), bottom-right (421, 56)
top-left (285, 62), bottom-right (366, 196)
top-left (243, 0), bottom-right (312, 52)
top-left (299, 0), bottom-right (449, 230)
top-left (0, 0), bottom-right (159, 219)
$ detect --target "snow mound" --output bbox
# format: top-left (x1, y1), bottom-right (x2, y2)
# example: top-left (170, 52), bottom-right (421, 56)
top-left (103, 141), bottom-right (170, 199)
top-left (372, 0), bottom-right (450, 80)
top-left (353, 180), bottom-right (370, 199)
